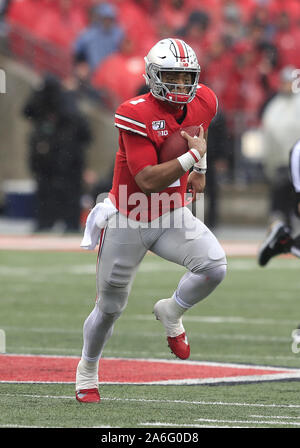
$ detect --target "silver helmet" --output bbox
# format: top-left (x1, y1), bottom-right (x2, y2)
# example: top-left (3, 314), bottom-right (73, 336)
top-left (144, 38), bottom-right (201, 104)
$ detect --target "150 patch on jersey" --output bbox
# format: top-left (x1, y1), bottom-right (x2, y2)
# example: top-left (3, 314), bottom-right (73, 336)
top-left (152, 120), bottom-right (165, 130)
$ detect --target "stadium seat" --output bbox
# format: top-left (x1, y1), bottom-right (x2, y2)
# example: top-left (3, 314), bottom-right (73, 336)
top-left (114, 0), bottom-right (158, 56)
top-left (92, 47), bottom-right (145, 106)
top-left (6, 0), bottom-right (40, 30)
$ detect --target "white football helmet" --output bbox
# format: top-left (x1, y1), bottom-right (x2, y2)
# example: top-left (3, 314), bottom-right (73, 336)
top-left (144, 38), bottom-right (201, 105)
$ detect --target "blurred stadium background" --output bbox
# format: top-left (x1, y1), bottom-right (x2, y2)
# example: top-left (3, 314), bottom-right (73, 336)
top-left (2, 0), bottom-right (300, 429)
top-left (2, 0), bottom-right (300, 241)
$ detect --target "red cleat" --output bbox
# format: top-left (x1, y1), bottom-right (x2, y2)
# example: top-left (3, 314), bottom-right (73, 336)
top-left (167, 332), bottom-right (190, 360)
top-left (76, 388), bottom-right (100, 403)
top-left (153, 298), bottom-right (190, 359)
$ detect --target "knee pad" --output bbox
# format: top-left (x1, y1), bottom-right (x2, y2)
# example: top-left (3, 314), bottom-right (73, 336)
top-left (97, 281), bottom-right (130, 316)
top-left (174, 263), bottom-right (227, 308)
top-left (95, 305), bottom-right (123, 324)
top-left (192, 263), bottom-right (227, 286)
top-left (206, 264), bottom-right (227, 286)
top-left (184, 229), bottom-right (227, 272)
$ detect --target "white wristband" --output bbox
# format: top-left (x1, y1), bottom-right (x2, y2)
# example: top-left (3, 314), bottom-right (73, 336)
top-left (177, 148), bottom-right (201, 172)
top-left (194, 152), bottom-right (207, 170)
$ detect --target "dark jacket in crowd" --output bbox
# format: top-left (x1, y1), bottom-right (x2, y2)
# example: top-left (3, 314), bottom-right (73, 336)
top-left (23, 75), bottom-right (92, 231)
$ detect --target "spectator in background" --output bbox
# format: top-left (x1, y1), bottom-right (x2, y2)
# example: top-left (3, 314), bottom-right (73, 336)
top-left (220, 37), bottom-right (278, 128)
top-left (220, 0), bottom-right (245, 46)
top-left (23, 74), bottom-right (92, 232)
top-left (258, 138), bottom-right (300, 267)
top-left (32, 0), bottom-right (87, 50)
top-left (205, 109), bottom-right (230, 229)
top-left (6, 0), bottom-right (87, 77)
top-left (7, 0), bottom-right (87, 48)
top-left (256, 40), bottom-right (280, 115)
top-left (202, 37), bottom-right (235, 111)
top-left (273, 11), bottom-right (300, 69)
top-left (261, 66), bottom-right (300, 228)
top-left (91, 36), bottom-right (145, 109)
top-left (63, 53), bottom-right (104, 104)
top-left (0, 0), bottom-right (10, 17)
top-left (136, 0), bottom-right (160, 15)
top-left (176, 10), bottom-right (215, 64)
top-left (157, 0), bottom-right (190, 38)
top-left (0, 0), bottom-right (10, 35)
top-left (73, 2), bottom-right (124, 72)
top-left (5, 0), bottom-right (40, 31)
top-left (110, 0), bottom-right (158, 56)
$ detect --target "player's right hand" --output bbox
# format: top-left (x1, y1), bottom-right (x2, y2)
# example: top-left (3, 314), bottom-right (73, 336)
top-left (181, 125), bottom-right (206, 158)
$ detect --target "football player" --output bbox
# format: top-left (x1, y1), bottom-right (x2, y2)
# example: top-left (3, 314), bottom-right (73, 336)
top-left (258, 138), bottom-right (300, 266)
top-left (75, 38), bottom-right (227, 403)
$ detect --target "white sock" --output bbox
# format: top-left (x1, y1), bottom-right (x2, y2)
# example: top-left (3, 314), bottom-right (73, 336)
top-left (76, 358), bottom-right (98, 391)
top-left (154, 298), bottom-right (186, 337)
top-left (167, 297), bottom-right (187, 318)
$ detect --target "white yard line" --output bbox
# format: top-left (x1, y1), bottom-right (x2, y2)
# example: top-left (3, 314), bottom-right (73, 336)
top-left (140, 422), bottom-right (256, 428)
top-left (250, 415), bottom-right (300, 419)
top-left (140, 418), bottom-right (300, 427)
top-left (3, 313), bottom-right (300, 329)
top-left (125, 314), bottom-right (300, 326)
top-left (2, 326), bottom-right (292, 343)
top-left (0, 424), bottom-right (44, 428)
top-left (1, 392), bottom-right (300, 427)
top-left (194, 418), bottom-right (300, 426)
top-left (1, 393), bottom-right (300, 410)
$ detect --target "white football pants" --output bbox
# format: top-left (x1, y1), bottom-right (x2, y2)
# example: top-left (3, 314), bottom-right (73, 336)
top-left (81, 206), bottom-right (227, 362)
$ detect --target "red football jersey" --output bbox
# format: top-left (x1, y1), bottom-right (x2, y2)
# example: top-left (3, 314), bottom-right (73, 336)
top-left (109, 84), bottom-right (218, 221)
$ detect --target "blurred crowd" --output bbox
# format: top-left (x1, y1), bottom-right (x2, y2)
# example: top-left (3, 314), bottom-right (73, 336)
top-left (1, 0), bottom-right (300, 231)
top-left (3, 0), bottom-right (300, 126)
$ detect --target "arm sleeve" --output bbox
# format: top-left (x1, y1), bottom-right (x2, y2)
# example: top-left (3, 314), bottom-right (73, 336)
top-left (121, 131), bottom-right (158, 177)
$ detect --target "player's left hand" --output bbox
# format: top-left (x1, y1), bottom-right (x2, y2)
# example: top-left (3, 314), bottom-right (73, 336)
top-left (187, 170), bottom-right (206, 201)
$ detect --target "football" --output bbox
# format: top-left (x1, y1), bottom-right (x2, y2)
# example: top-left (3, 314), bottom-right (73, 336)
top-left (158, 125), bottom-right (200, 163)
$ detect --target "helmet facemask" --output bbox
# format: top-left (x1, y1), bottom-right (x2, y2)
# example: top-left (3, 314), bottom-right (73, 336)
top-left (145, 64), bottom-right (200, 104)
top-left (162, 68), bottom-right (199, 104)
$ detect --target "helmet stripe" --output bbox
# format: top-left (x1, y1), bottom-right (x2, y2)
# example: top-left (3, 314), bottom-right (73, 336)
top-left (173, 39), bottom-right (188, 59)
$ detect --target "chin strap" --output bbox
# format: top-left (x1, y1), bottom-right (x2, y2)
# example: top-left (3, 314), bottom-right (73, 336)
top-left (166, 92), bottom-right (190, 103)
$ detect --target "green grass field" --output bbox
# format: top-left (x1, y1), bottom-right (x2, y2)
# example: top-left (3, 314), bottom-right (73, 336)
top-left (1, 249), bottom-right (300, 429)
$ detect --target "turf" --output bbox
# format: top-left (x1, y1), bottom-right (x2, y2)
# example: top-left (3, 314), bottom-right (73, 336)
top-left (0, 250), bottom-right (300, 428)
